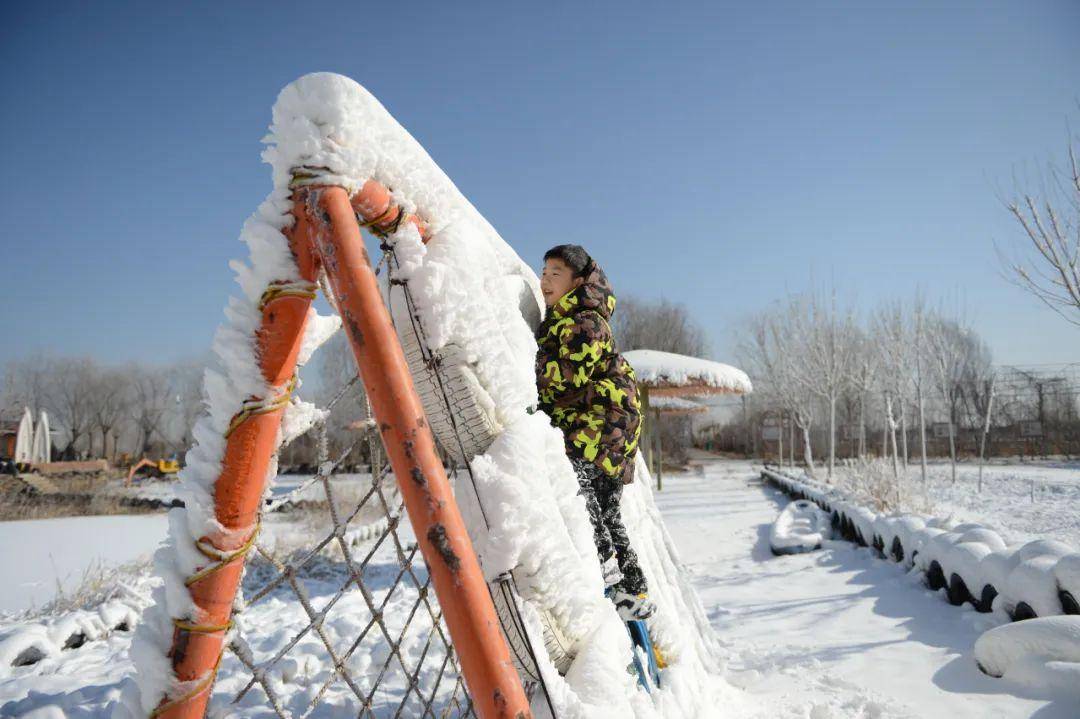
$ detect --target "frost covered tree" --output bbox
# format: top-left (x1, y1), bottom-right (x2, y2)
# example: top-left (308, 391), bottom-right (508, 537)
top-left (788, 291), bottom-right (858, 480)
top-left (845, 325), bottom-right (878, 459)
top-left (925, 312), bottom-right (991, 483)
top-left (739, 304), bottom-right (818, 476)
top-left (874, 301), bottom-right (920, 475)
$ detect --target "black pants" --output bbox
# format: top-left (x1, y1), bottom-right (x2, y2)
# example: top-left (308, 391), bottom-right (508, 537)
top-left (572, 458), bottom-right (648, 595)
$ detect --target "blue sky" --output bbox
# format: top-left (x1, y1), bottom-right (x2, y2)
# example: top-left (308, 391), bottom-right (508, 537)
top-left (2, 1), bottom-right (1079, 368)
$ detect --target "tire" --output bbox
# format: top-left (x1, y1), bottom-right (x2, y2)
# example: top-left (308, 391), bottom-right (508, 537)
top-left (947, 573), bottom-right (971, 607)
top-left (890, 537), bottom-right (905, 564)
top-left (1012, 601), bottom-right (1037, 622)
top-left (489, 573), bottom-right (575, 682)
top-left (388, 275), bottom-right (540, 465)
top-left (926, 561), bottom-right (946, 591)
top-left (977, 584), bottom-right (997, 613)
top-left (1060, 590), bottom-right (1079, 615)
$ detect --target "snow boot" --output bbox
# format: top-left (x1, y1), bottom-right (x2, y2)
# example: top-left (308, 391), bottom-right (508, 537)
top-left (611, 589), bottom-right (655, 621)
top-left (601, 554), bottom-right (623, 587)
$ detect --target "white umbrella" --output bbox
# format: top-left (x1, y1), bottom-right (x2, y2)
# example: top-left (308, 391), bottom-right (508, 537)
top-left (31, 410), bottom-right (51, 464)
top-left (14, 407), bottom-right (34, 463)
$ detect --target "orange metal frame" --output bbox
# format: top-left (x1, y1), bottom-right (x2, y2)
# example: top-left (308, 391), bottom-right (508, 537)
top-left (157, 181), bottom-right (531, 719)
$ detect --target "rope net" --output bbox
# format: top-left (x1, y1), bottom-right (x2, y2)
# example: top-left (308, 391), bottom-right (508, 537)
top-left (215, 370), bottom-right (476, 718)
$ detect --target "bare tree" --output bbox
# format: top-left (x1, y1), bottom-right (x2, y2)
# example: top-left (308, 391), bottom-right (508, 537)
top-left (1, 354), bottom-right (52, 413)
top-left (89, 367), bottom-right (130, 460)
top-left (1001, 126), bottom-right (1080, 324)
top-left (613, 296), bottom-right (710, 356)
top-left (46, 357), bottom-right (97, 458)
top-left (912, 295), bottom-right (931, 484)
top-left (130, 367), bottom-right (172, 458)
top-left (788, 291), bottom-right (858, 480)
top-left (164, 361), bottom-right (205, 456)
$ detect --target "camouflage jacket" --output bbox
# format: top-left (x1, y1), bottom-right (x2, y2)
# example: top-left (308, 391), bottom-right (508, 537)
top-left (535, 260), bottom-right (642, 482)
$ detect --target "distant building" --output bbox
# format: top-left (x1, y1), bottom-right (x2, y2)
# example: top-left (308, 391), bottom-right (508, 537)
top-left (0, 407), bottom-right (21, 459)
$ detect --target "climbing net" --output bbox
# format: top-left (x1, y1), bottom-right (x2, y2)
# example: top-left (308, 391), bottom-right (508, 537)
top-left (216, 374), bottom-right (476, 718)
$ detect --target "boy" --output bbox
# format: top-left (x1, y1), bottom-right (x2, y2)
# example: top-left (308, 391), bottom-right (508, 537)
top-left (535, 244), bottom-right (654, 621)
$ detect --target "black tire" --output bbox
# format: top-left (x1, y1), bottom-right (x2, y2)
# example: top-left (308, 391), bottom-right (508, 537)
top-left (1011, 601), bottom-right (1037, 622)
top-left (890, 537), bottom-right (904, 564)
top-left (977, 584), bottom-right (997, 613)
top-left (926, 561), bottom-right (946, 591)
top-left (1060, 590), bottom-right (1079, 615)
top-left (947, 573), bottom-right (971, 607)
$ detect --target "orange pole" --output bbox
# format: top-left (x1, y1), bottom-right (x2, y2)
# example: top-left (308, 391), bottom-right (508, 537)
top-left (155, 208), bottom-right (319, 719)
top-left (350, 179), bottom-right (429, 243)
top-left (305, 185), bottom-right (532, 719)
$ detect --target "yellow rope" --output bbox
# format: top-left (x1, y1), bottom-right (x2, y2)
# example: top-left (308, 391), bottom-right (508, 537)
top-left (258, 280), bottom-right (318, 311)
top-left (224, 376), bottom-right (296, 439)
top-left (184, 519), bottom-right (262, 587)
top-left (149, 655), bottom-right (223, 718)
top-left (173, 618), bottom-right (233, 634)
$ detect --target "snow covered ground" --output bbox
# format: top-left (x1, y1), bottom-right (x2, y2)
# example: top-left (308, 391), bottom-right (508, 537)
top-left (662, 459), bottom-right (1076, 718)
top-left (2, 458), bottom-right (1078, 716)
top-left (920, 461), bottom-right (1080, 548)
top-left (0, 515), bottom-right (166, 617)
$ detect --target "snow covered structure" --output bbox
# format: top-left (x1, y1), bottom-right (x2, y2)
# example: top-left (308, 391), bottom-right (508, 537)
top-left (974, 616), bottom-right (1080, 694)
top-left (624, 350), bottom-right (752, 397)
top-left (122, 73), bottom-right (736, 718)
top-left (769, 499), bottom-right (831, 556)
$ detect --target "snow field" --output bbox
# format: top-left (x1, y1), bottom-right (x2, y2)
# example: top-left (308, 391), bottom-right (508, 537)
top-left (763, 466), bottom-right (1080, 704)
top-left (922, 462), bottom-right (1080, 549)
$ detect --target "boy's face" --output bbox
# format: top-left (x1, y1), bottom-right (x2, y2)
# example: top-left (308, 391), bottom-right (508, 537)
top-left (540, 258), bottom-right (584, 307)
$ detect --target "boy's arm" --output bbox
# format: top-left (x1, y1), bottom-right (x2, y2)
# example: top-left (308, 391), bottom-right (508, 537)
top-left (537, 311), bottom-right (611, 402)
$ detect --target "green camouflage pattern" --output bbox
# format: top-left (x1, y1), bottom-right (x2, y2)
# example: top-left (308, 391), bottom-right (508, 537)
top-left (535, 259), bottom-right (642, 482)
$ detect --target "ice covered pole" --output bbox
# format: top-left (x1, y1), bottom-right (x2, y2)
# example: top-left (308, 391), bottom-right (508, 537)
top-left (300, 184), bottom-right (532, 719)
top-left (154, 210), bottom-right (319, 718)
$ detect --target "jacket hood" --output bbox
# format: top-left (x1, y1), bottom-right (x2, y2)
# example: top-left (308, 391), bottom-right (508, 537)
top-left (550, 258), bottom-right (617, 322)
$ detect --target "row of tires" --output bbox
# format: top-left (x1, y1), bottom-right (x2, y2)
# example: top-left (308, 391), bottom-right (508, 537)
top-left (760, 469), bottom-right (1080, 623)
top-left (0, 599), bottom-right (140, 676)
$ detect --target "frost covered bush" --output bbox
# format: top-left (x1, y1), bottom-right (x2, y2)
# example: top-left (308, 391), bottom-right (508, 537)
top-left (835, 457), bottom-right (933, 514)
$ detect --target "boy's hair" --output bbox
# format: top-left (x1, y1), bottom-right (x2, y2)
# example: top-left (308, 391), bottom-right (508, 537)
top-left (543, 244), bottom-right (591, 277)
